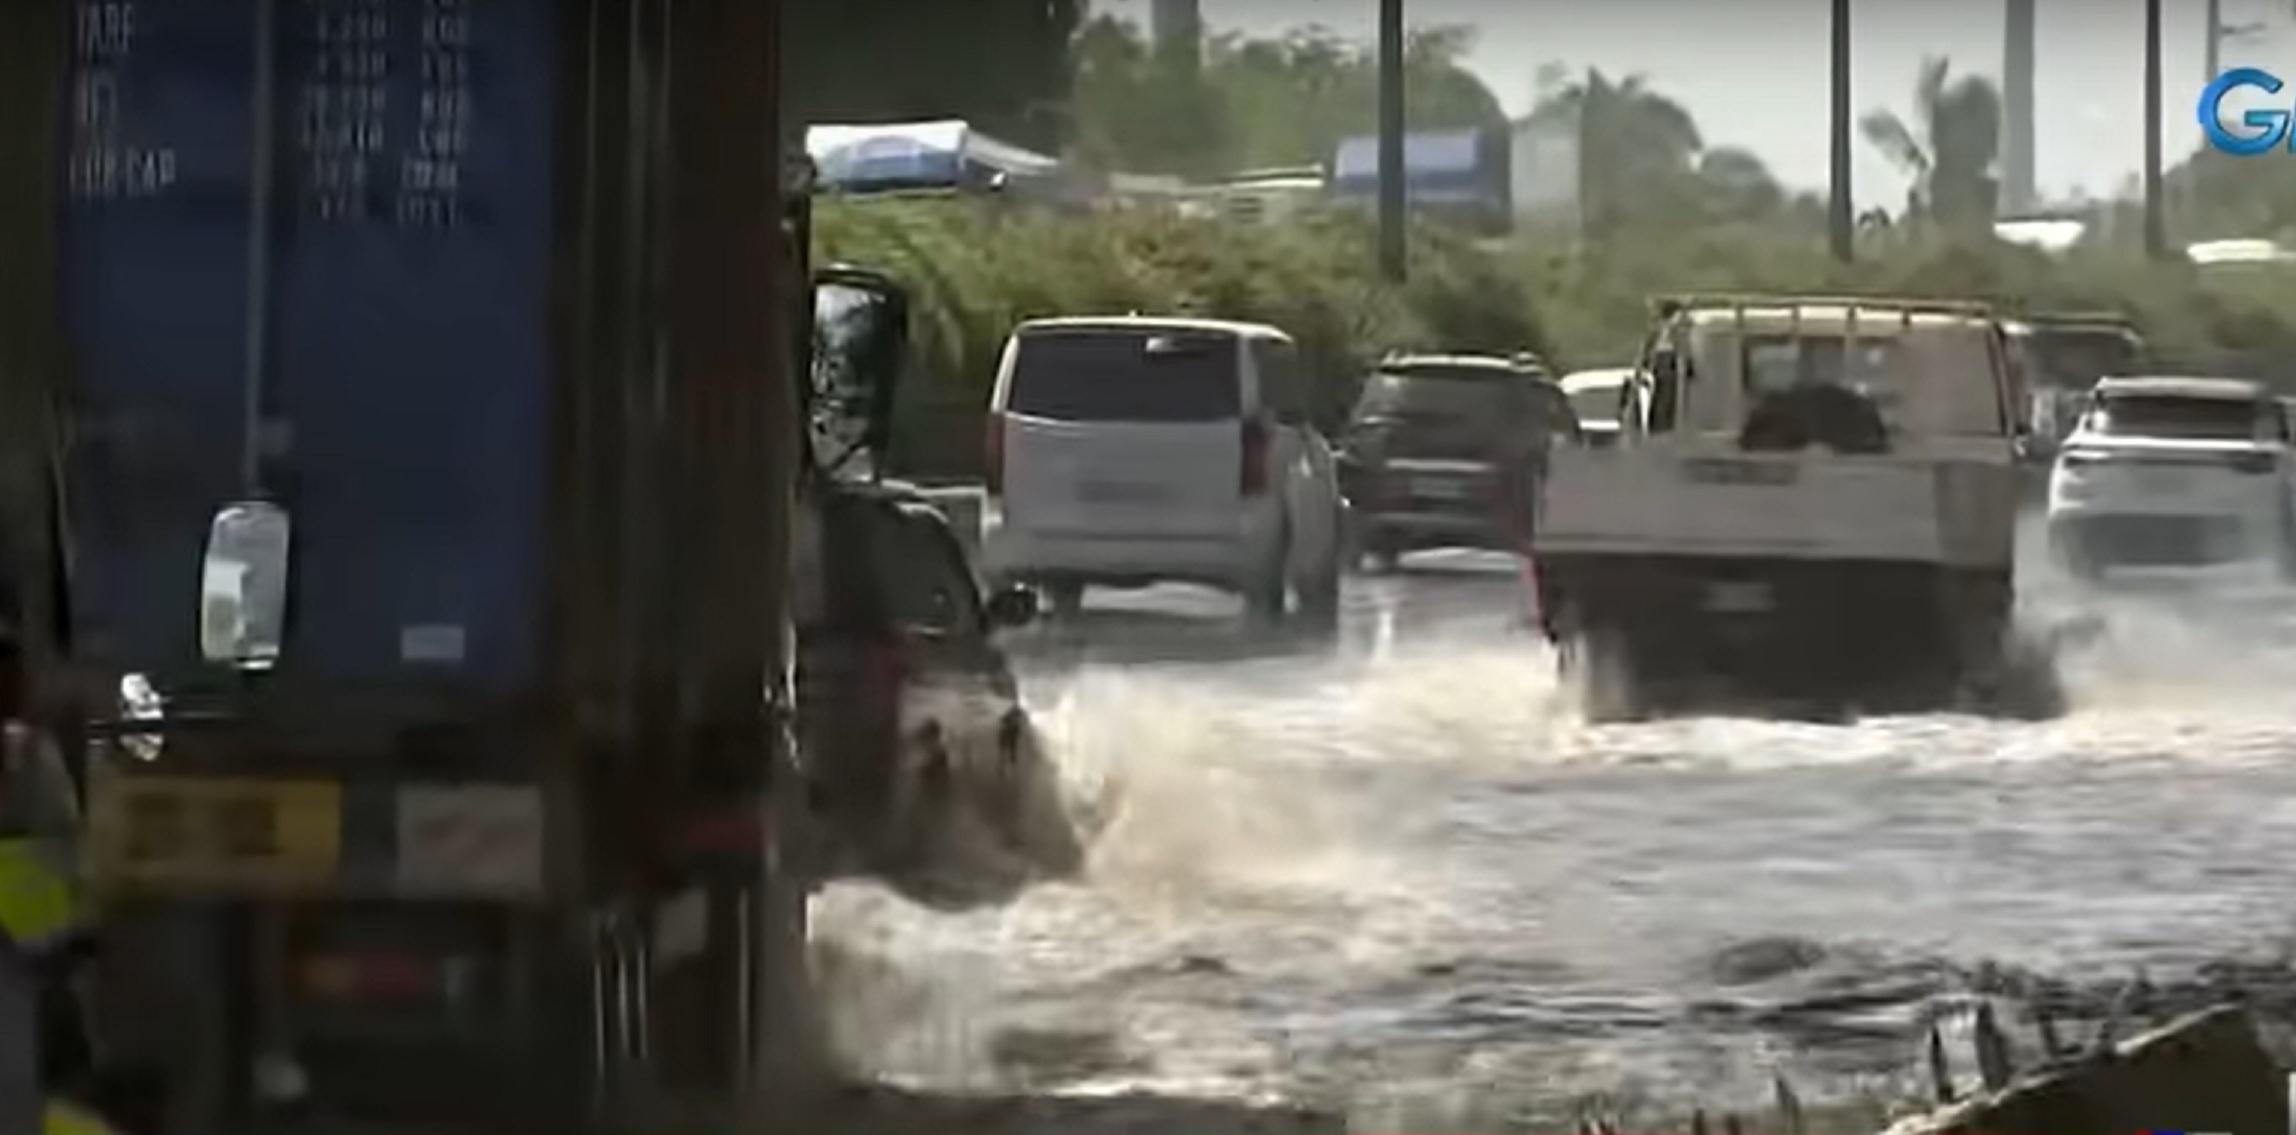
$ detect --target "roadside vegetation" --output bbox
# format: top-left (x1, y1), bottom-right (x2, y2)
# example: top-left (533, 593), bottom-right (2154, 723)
top-left (813, 19), bottom-right (2296, 480)
top-left (820, 195), bottom-right (2296, 480)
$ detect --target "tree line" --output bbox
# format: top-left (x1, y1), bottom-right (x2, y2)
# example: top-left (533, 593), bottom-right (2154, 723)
top-left (789, 3), bottom-right (2291, 246)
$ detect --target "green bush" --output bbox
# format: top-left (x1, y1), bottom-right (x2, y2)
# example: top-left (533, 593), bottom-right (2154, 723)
top-left (817, 199), bottom-right (2296, 479)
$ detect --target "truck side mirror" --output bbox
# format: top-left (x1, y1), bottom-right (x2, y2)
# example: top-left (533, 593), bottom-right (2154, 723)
top-left (811, 269), bottom-right (910, 479)
top-left (199, 500), bottom-right (291, 671)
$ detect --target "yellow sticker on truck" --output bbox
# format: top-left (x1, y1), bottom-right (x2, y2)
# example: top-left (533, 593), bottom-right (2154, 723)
top-left (84, 775), bottom-right (342, 893)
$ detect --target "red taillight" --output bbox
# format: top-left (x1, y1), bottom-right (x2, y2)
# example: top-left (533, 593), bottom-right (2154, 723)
top-left (1240, 418), bottom-right (1269, 496)
top-left (863, 638), bottom-right (909, 706)
top-left (984, 412), bottom-right (1006, 495)
top-left (301, 952), bottom-right (435, 1002)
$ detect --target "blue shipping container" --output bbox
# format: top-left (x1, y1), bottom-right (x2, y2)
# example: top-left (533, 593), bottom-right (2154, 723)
top-left (58, 0), bottom-right (560, 697)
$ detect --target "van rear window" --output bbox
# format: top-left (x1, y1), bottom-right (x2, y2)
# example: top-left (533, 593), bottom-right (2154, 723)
top-left (1007, 330), bottom-right (1241, 422)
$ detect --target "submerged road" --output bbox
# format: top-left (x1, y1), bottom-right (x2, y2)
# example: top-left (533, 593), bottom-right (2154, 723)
top-left (810, 523), bottom-right (2296, 1132)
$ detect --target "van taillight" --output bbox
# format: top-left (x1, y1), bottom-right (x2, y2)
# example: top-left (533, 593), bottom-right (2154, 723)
top-left (1241, 418), bottom-right (1269, 496)
top-left (984, 412), bottom-right (1006, 495)
top-left (864, 638), bottom-right (909, 707)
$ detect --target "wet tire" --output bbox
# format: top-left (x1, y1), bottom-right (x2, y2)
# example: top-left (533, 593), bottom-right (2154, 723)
top-left (1245, 540), bottom-right (1289, 625)
top-left (1043, 581), bottom-right (1084, 620)
top-left (2052, 526), bottom-right (2101, 583)
top-left (1356, 527), bottom-right (1402, 574)
top-left (1296, 536), bottom-right (1343, 636)
top-left (1577, 623), bottom-right (1647, 724)
top-left (2277, 509), bottom-right (2296, 582)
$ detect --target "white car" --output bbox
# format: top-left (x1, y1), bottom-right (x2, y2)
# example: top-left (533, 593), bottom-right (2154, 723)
top-left (1559, 367), bottom-right (1639, 447)
top-left (2046, 375), bottom-right (2296, 580)
top-left (981, 316), bottom-right (1346, 627)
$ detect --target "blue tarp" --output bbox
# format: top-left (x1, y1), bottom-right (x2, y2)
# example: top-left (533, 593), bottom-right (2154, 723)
top-left (1329, 129), bottom-right (1494, 197)
top-left (58, 0), bottom-right (559, 696)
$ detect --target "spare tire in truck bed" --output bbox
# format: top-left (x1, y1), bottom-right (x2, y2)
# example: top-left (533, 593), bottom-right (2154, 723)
top-left (1738, 384), bottom-right (1893, 455)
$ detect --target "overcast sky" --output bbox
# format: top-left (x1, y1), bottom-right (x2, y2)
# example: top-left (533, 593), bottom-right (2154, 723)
top-left (1095, 0), bottom-right (2296, 211)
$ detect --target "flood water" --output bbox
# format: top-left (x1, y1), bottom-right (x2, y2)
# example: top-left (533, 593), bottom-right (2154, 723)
top-left (809, 521), bottom-right (2296, 1132)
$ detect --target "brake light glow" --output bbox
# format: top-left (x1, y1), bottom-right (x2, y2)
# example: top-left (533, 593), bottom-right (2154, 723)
top-left (984, 412), bottom-right (1006, 495)
top-left (301, 952), bottom-right (435, 1001)
top-left (864, 637), bottom-right (910, 710)
top-left (1241, 418), bottom-right (1269, 496)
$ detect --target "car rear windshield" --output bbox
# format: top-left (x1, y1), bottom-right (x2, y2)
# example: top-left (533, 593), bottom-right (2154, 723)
top-left (2027, 329), bottom-right (2138, 387)
top-left (2088, 394), bottom-right (2271, 440)
top-left (1566, 382), bottom-right (1624, 422)
top-left (1006, 329), bottom-right (1241, 422)
top-left (1355, 367), bottom-right (1544, 423)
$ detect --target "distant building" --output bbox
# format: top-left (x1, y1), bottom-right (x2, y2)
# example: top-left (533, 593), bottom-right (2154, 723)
top-left (1993, 216), bottom-right (2088, 253)
top-left (1507, 109), bottom-right (1582, 234)
top-left (1329, 127), bottom-right (1513, 236)
top-left (1152, 0), bottom-right (1201, 66)
top-left (1202, 167), bottom-right (1327, 225)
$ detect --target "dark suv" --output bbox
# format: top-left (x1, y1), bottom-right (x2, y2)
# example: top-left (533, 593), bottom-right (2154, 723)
top-left (797, 481), bottom-right (1085, 911)
top-left (1337, 354), bottom-right (1578, 570)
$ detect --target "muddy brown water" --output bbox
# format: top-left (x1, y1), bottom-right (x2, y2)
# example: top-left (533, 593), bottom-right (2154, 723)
top-left (811, 524), bottom-right (2296, 1133)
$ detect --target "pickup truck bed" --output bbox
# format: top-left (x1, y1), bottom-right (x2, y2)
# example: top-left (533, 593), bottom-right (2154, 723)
top-left (1536, 445), bottom-right (2018, 568)
top-left (1532, 442), bottom-right (2019, 712)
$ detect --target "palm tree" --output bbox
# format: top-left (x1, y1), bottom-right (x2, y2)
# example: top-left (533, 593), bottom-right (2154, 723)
top-left (1542, 69), bottom-right (1703, 237)
top-left (1698, 146), bottom-right (1786, 221)
top-left (1860, 56), bottom-right (2003, 231)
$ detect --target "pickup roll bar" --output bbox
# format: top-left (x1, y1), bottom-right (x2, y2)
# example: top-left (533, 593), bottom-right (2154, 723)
top-left (2023, 309), bottom-right (2136, 325)
top-left (1651, 294), bottom-right (1999, 320)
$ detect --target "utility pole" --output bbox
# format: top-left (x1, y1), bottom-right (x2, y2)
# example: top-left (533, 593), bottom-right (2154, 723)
top-left (2003, 0), bottom-right (2037, 215)
top-left (1829, 0), bottom-right (1853, 261)
top-left (2206, 0), bottom-right (2222, 81)
top-left (2206, 1), bottom-right (2269, 85)
top-left (2144, 0), bottom-right (2167, 260)
top-left (1378, 0), bottom-right (1406, 282)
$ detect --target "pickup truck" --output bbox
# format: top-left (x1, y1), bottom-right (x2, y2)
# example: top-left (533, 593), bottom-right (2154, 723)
top-left (1531, 295), bottom-right (2023, 718)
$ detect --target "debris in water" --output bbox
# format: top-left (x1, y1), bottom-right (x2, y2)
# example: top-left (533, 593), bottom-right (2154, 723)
top-left (1772, 1073), bottom-right (1804, 1135)
top-left (2033, 1001), bottom-right (2065, 1059)
top-left (1174, 953), bottom-right (1232, 976)
top-left (1928, 1022), bottom-right (1956, 1103)
top-left (1707, 935), bottom-right (1828, 985)
top-left (1973, 1001), bottom-right (2014, 1090)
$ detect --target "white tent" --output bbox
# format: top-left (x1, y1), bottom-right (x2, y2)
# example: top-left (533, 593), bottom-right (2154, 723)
top-left (805, 119), bottom-right (1067, 199)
